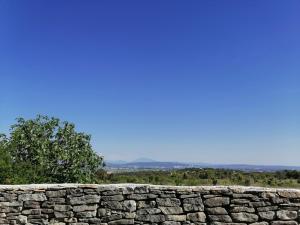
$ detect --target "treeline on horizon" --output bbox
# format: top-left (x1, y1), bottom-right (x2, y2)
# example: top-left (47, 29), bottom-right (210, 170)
top-left (1, 115), bottom-right (300, 188)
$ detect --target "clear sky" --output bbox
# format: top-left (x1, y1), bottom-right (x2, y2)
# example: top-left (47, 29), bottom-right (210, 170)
top-left (0, 0), bottom-right (299, 165)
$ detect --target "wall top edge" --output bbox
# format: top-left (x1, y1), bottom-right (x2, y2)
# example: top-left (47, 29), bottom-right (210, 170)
top-left (0, 183), bottom-right (299, 193)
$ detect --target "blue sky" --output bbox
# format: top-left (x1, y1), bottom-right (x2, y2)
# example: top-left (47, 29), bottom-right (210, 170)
top-left (0, 0), bottom-right (299, 165)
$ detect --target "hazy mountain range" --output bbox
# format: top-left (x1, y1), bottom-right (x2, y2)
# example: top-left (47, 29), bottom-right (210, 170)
top-left (105, 158), bottom-right (300, 172)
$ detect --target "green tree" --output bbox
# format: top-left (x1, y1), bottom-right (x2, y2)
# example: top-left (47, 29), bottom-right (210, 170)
top-left (0, 135), bottom-right (12, 183)
top-left (244, 177), bottom-right (254, 186)
top-left (5, 115), bottom-right (103, 183)
top-left (212, 179), bottom-right (218, 185)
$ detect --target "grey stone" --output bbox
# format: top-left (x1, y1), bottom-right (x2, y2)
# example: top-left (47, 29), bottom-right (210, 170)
top-left (136, 214), bottom-right (166, 222)
top-left (75, 211), bottom-right (97, 218)
top-left (124, 212), bottom-right (136, 219)
top-left (231, 199), bottom-right (250, 205)
top-left (204, 197), bottom-right (230, 207)
top-left (123, 200), bottom-right (136, 212)
top-left (165, 215), bottom-right (187, 221)
top-left (101, 195), bottom-right (124, 201)
top-left (69, 223), bottom-right (88, 225)
top-left (157, 198), bottom-right (181, 207)
top-left (69, 195), bottom-right (100, 205)
top-left (46, 190), bottom-right (66, 198)
top-left (137, 200), bottom-right (156, 208)
top-left (258, 211), bottom-right (275, 220)
top-left (17, 215), bottom-right (27, 224)
top-left (257, 206), bottom-right (278, 212)
top-left (231, 212), bottom-right (259, 223)
top-left (187, 212), bottom-right (206, 222)
top-left (231, 206), bottom-right (255, 213)
top-left (24, 201), bottom-right (40, 209)
top-left (19, 194), bottom-right (47, 202)
top-left (271, 222), bottom-right (298, 225)
top-left (250, 223), bottom-right (269, 225)
top-left (278, 191), bottom-right (300, 199)
top-left (163, 222), bottom-right (181, 225)
top-left (211, 223), bottom-right (247, 225)
top-left (97, 208), bottom-right (107, 217)
top-left (277, 210), bottom-right (298, 220)
top-left (159, 206), bottom-right (183, 215)
top-left (108, 219), bottom-right (134, 224)
top-left (206, 207), bottom-right (227, 215)
top-left (134, 186), bottom-right (149, 193)
top-left (22, 209), bottom-right (41, 215)
top-left (208, 215), bottom-right (232, 222)
top-left (101, 201), bottom-right (123, 210)
top-left (72, 204), bottom-right (97, 212)
top-left (54, 211), bottom-right (74, 218)
top-left (128, 194), bottom-right (157, 200)
top-left (137, 208), bottom-right (161, 215)
top-left (54, 205), bottom-right (72, 212)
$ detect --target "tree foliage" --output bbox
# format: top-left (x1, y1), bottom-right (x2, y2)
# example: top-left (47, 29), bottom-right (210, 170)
top-left (0, 115), bottom-right (103, 184)
top-left (0, 135), bottom-right (12, 184)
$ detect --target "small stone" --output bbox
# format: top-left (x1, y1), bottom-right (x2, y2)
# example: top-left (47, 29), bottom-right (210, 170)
top-left (257, 206), bottom-right (278, 212)
top-left (75, 211), bottom-right (97, 218)
top-left (17, 215), bottom-right (27, 224)
top-left (54, 211), bottom-right (74, 218)
top-left (163, 222), bottom-right (181, 225)
top-left (231, 207), bottom-right (255, 213)
top-left (209, 215), bottom-right (232, 222)
top-left (278, 191), bottom-right (300, 199)
top-left (277, 210), bottom-right (298, 220)
top-left (123, 200), bottom-right (136, 212)
top-left (211, 223), bottom-right (246, 225)
top-left (54, 205), bottom-right (72, 212)
top-left (231, 212), bottom-right (259, 223)
top-left (187, 212), bottom-right (206, 222)
top-left (159, 207), bottom-right (183, 215)
top-left (108, 219), bottom-right (134, 225)
top-left (101, 195), bottom-right (124, 201)
top-left (72, 204), bottom-right (97, 212)
top-left (97, 208), bottom-right (107, 217)
top-left (166, 215), bottom-right (187, 221)
top-left (259, 211), bottom-right (275, 220)
top-left (19, 194), bottom-right (47, 202)
top-left (46, 190), bottom-right (66, 198)
top-left (204, 197), bottom-right (230, 207)
top-left (69, 195), bottom-right (100, 205)
top-left (157, 198), bottom-right (181, 207)
top-left (250, 223), bottom-right (269, 225)
top-left (271, 221), bottom-right (298, 225)
top-left (207, 207), bottom-right (227, 215)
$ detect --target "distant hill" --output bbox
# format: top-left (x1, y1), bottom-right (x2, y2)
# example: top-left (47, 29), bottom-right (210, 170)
top-left (105, 160), bottom-right (300, 172)
top-left (132, 158), bottom-right (157, 163)
top-left (106, 160), bottom-right (128, 165)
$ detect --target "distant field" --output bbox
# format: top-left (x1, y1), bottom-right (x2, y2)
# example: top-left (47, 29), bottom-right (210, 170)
top-left (96, 168), bottom-right (300, 188)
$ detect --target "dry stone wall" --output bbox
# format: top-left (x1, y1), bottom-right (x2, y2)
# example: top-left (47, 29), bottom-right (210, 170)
top-left (1, 184), bottom-right (300, 225)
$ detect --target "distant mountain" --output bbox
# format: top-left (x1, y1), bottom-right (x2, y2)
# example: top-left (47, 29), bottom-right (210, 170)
top-left (105, 160), bottom-right (128, 165)
top-left (106, 161), bottom-right (189, 170)
top-left (105, 160), bottom-right (300, 172)
top-left (132, 158), bottom-right (157, 163)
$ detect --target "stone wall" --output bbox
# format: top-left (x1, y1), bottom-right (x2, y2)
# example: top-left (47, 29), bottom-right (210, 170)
top-left (1, 184), bottom-right (300, 225)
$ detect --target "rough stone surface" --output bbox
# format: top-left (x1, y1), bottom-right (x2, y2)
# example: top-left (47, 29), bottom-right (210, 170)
top-left (231, 212), bottom-right (259, 223)
top-left (0, 184), bottom-right (300, 225)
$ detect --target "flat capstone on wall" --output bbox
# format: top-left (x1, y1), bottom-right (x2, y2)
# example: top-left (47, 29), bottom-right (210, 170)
top-left (0, 184), bottom-right (300, 225)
